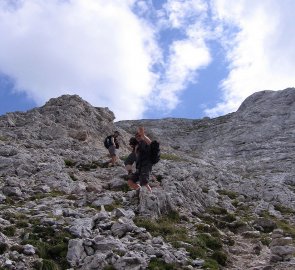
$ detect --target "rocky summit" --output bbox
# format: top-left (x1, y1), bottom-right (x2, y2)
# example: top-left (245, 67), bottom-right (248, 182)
top-left (0, 88), bottom-right (294, 270)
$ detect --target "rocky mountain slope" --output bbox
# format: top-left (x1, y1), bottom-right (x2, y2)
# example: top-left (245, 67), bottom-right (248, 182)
top-left (0, 88), bottom-right (294, 270)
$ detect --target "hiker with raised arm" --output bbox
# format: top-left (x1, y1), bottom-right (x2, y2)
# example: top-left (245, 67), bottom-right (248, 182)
top-left (127, 127), bottom-right (153, 192)
top-left (104, 131), bottom-right (120, 167)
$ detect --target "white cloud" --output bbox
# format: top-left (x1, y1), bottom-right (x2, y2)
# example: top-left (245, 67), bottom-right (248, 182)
top-left (205, 0), bottom-right (295, 117)
top-left (151, 0), bottom-right (212, 110)
top-left (0, 0), bottom-right (159, 120)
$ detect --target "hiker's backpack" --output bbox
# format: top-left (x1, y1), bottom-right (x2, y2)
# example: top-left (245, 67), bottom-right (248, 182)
top-left (149, 140), bottom-right (160, 165)
top-left (104, 136), bottom-right (112, 149)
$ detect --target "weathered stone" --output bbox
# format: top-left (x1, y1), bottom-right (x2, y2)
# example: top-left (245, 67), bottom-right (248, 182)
top-left (67, 239), bottom-right (87, 267)
top-left (270, 245), bottom-right (295, 256)
top-left (23, 244), bottom-right (35, 255)
top-left (270, 237), bottom-right (293, 247)
top-left (69, 218), bottom-right (94, 238)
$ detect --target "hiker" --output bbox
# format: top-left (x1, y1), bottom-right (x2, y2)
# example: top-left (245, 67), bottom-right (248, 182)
top-left (127, 127), bottom-right (152, 192)
top-left (124, 137), bottom-right (137, 175)
top-left (104, 131), bottom-right (120, 167)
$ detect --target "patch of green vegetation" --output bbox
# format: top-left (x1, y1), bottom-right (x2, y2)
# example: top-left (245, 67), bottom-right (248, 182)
top-left (104, 201), bottom-right (123, 212)
top-left (211, 250), bottom-right (227, 266)
top-left (22, 223), bottom-right (72, 269)
top-left (4, 196), bottom-right (15, 205)
top-left (274, 204), bottom-right (295, 215)
top-left (30, 193), bottom-right (48, 201)
top-left (195, 223), bottom-right (219, 234)
top-left (135, 211), bottom-right (226, 268)
top-left (202, 187), bottom-right (209, 193)
top-left (221, 213), bottom-right (236, 223)
top-left (66, 194), bottom-right (79, 200)
top-left (160, 153), bottom-right (183, 161)
top-left (276, 219), bottom-right (295, 239)
top-left (16, 219), bottom-right (29, 228)
top-left (3, 225), bottom-right (16, 236)
top-left (260, 211), bottom-right (295, 240)
top-left (217, 189), bottom-right (238, 200)
top-left (135, 214), bottom-right (186, 239)
top-left (207, 206), bottom-right (228, 215)
top-left (34, 259), bottom-right (60, 270)
top-left (260, 233), bottom-right (272, 246)
top-left (0, 242), bottom-right (8, 255)
top-left (64, 159), bottom-right (76, 167)
top-left (232, 199), bottom-right (239, 208)
top-left (147, 257), bottom-right (177, 270)
top-left (0, 136), bottom-right (8, 141)
top-left (77, 161), bottom-right (100, 171)
top-left (202, 258), bottom-right (219, 270)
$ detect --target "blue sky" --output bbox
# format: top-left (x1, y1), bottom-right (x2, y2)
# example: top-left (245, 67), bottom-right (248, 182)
top-left (0, 0), bottom-right (294, 120)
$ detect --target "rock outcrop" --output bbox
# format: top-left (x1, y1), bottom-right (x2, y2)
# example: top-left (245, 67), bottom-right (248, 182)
top-left (0, 88), bottom-right (294, 269)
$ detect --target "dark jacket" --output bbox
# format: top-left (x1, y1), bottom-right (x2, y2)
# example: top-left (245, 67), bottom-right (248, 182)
top-left (136, 140), bottom-right (151, 169)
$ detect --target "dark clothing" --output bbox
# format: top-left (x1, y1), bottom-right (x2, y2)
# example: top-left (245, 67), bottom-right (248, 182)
top-left (124, 151), bottom-right (136, 166)
top-left (129, 164), bottom-right (152, 186)
top-left (105, 135), bottom-right (119, 157)
top-left (129, 140), bottom-right (152, 186)
top-left (136, 140), bottom-right (152, 168)
top-left (105, 135), bottom-right (119, 149)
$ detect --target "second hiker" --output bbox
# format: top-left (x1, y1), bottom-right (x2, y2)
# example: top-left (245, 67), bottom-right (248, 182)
top-left (104, 131), bottom-right (120, 167)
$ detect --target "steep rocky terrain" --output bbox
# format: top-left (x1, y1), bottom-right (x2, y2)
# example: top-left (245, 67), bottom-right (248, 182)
top-left (0, 88), bottom-right (294, 270)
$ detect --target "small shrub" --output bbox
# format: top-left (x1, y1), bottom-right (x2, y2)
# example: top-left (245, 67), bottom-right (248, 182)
top-left (66, 194), bottom-right (78, 200)
top-left (40, 259), bottom-right (60, 270)
top-left (222, 213), bottom-right (236, 223)
top-left (0, 242), bottom-right (8, 254)
top-left (274, 204), bottom-right (295, 215)
top-left (217, 189), bottom-right (238, 200)
top-left (197, 233), bottom-right (222, 251)
top-left (16, 220), bottom-right (29, 228)
top-left (202, 187), bottom-right (209, 193)
top-left (23, 224), bottom-right (72, 269)
top-left (160, 153), bottom-right (183, 161)
top-left (211, 250), bottom-right (227, 266)
top-left (147, 257), bottom-right (177, 270)
top-left (64, 159), bottom-right (76, 167)
top-left (208, 206), bottom-right (228, 215)
top-left (203, 258), bottom-right (219, 270)
top-left (260, 234), bottom-right (272, 246)
top-left (3, 226), bottom-right (16, 236)
top-left (186, 245), bottom-right (206, 259)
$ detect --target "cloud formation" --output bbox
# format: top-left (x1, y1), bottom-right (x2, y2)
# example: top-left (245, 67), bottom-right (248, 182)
top-left (205, 0), bottom-right (295, 117)
top-left (1, 0), bottom-right (294, 120)
top-left (0, 0), bottom-right (158, 120)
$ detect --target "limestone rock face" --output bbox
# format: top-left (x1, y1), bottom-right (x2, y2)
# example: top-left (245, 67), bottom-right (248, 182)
top-left (117, 88), bottom-right (295, 208)
top-left (0, 89), bottom-right (294, 270)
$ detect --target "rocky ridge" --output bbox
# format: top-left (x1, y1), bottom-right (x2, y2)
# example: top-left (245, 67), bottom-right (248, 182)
top-left (0, 89), bottom-right (294, 270)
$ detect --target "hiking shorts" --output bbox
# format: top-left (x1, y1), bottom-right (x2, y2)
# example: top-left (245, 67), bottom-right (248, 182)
top-left (129, 165), bottom-right (152, 186)
top-left (108, 145), bottom-right (117, 157)
top-left (124, 152), bottom-right (136, 166)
